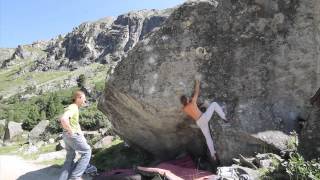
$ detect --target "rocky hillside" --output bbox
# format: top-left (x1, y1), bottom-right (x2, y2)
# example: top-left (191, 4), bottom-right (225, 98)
top-left (98, 0), bottom-right (320, 163)
top-left (31, 8), bottom-right (174, 72)
top-left (0, 48), bottom-right (15, 65)
top-left (0, 8), bottom-right (174, 98)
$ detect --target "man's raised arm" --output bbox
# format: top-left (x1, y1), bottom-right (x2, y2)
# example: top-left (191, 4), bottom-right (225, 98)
top-left (191, 80), bottom-right (200, 103)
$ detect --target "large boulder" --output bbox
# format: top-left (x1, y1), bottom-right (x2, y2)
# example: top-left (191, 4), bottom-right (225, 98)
top-left (28, 120), bottom-right (50, 144)
top-left (99, 0), bottom-right (320, 163)
top-left (4, 121), bottom-right (24, 141)
top-left (83, 131), bottom-right (101, 140)
top-left (93, 136), bottom-right (114, 149)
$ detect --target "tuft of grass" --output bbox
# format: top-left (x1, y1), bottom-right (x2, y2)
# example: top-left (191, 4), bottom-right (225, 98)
top-left (0, 144), bottom-right (21, 155)
top-left (0, 142), bottom-right (64, 166)
top-left (31, 71), bottom-right (70, 84)
top-left (39, 158), bottom-right (65, 166)
top-left (20, 143), bottom-right (57, 160)
top-left (39, 143), bottom-right (57, 154)
top-left (286, 131), bottom-right (298, 150)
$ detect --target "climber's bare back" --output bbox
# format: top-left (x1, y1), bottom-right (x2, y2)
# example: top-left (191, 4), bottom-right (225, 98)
top-left (182, 102), bottom-right (202, 121)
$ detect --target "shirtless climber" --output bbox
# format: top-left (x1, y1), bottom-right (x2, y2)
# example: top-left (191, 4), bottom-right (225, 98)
top-left (180, 79), bottom-right (229, 161)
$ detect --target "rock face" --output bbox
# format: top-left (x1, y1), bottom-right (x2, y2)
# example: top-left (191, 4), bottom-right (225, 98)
top-left (99, 0), bottom-right (320, 163)
top-left (299, 107), bottom-right (320, 160)
top-left (31, 9), bottom-right (173, 71)
top-left (1, 43), bottom-right (47, 68)
top-left (93, 136), bottom-right (114, 149)
top-left (28, 120), bottom-right (50, 143)
top-left (0, 48), bottom-right (15, 65)
top-left (4, 121), bottom-right (23, 141)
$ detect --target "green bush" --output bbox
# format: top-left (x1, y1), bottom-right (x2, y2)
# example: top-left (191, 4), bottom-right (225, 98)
top-left (260, 131), bottom-right (319, 180)
top-left (77, 74), bottom-right (86, 88)
top-left (286, 153), bottom-right (320, 180)
top-left (261, 153), bottom-right (320, 180)
top-left (48, 115), bottom-right (63, 133)
top-left (3, 92), bottom-right (65, 131)
top-left (79, 102), bottom-right (110, 130)
top-left (22, 105), bottom-right (41, 131)
top-left (2, 87), bottom-right (111, 133)
top-left (46, 93), bottom-right (63, 119)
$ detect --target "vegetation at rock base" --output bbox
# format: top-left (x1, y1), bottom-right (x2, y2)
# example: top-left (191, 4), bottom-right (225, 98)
top-left (92, 138), bottom-right (154, 171)
top-left (260, 132), bottom-right (320, 180)
top-left (0, 79), bottom-right (109, 133)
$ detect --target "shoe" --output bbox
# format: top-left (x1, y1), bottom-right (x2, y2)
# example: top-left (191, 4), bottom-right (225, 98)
top-left (85, 164), bottom-right (98, 176)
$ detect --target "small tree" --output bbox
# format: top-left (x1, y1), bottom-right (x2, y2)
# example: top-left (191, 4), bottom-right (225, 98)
top-left (46, 97), bottom-right (57, 119)
top-left (40, 110), bottom-right (46, 120)
top-left (46, 93), bottom-right (63, 120)
top-left (8, 110), bottom-right (15, 122)
top-left (35, 98), bottom-right (47, 112)
top-left (77, 74), bottom-right (86, 88)
top-left (22, 105), bottom-right (40, 130)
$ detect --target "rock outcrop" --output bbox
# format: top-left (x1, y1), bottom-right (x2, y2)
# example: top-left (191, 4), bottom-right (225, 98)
top-left (0, 9), bottom-right (174, 99)
top-left (0, 9), bottom-right (173, 72)
top-left (31, 9), bottom-right (173, 71)
top-left (0, 48), bottom-right (15, 65)
top-left (93, 136), bottom-right (114, 149)
top-left (28, 120), bottom-right (50, 144)
top-left (99, 0), bottom-right (320, 163)
top-left (1, 43), bottom-right (47, 68)
top-left (4, 121), bottom-right (24, 141)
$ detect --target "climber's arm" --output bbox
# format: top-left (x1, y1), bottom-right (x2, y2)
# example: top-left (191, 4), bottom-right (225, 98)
top-left (191, 80), bottom-right (200, 103)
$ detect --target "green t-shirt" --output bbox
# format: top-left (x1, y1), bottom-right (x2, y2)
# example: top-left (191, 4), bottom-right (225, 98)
top-left (65, 104), bottom-right (82, 133)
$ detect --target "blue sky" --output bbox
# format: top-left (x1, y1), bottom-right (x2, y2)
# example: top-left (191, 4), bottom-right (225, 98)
top-left (0, 0), bottom-right (185, 48)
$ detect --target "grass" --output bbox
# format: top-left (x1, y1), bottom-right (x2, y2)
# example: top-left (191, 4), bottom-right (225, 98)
top-left (0, 141), bottom-right (56, 156)
top-left (259, 155), bottom-right (283, 179)
top-left (0, 142), bottom-right (64, 167)
top-left (286, 131), bottom-right (298, 150)
top-left (0, 62), bottom-right (108, 99)
top-left (0, 137), bottom-right (154, 173)
top-left (19, 143), bottom-right (57, 160)
top-left (0, 144), bottom-right (21, 155)
top-left (39, 158), bottom-right (65, 166)
top-left (23, 45), bottom-right (47, 55)
top-left (0, 70), bottom-right (69, 96)
top-left (31, 71), bottom-right (70, 84)
top-left (93, 80), bottom-right (106, 92)
top-left (39, 143), bottom-right (57, 154)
